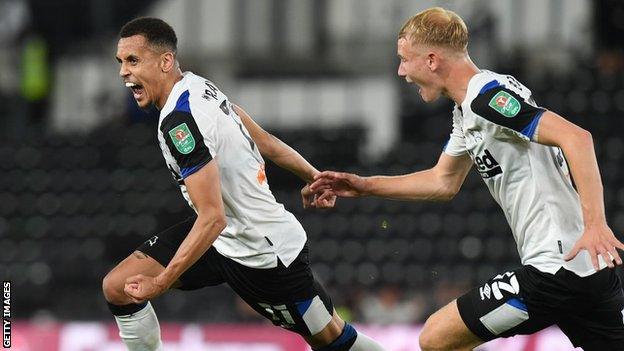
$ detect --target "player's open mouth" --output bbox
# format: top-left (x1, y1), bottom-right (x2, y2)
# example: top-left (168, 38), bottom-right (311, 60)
top-left (125, 82), bottom-right (145, 100)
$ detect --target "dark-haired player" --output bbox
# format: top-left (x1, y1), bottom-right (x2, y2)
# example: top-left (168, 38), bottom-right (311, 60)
top-left (311, 7), bottom-right (624, 351)
top-left (102, 17), bottom-right (385, 351)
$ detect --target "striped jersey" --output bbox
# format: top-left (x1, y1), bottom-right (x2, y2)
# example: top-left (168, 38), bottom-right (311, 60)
top-left (444, 70), bottom-right (604, 277)
top-left (157, 72), bottom-right (306, 268)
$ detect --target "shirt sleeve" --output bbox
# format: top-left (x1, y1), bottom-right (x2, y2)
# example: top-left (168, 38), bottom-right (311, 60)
top-left (443, 109), bottom-right (468, 156)
top-left (160, 110), bottom-right (213, 179)
top-left (470, 86), bottom-right (546, 142)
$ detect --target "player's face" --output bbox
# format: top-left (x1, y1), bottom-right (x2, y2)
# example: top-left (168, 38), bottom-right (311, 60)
top-left (116, 35), bottom-right (164, 109)
top-left (397, 38), bottom-right (443, 102)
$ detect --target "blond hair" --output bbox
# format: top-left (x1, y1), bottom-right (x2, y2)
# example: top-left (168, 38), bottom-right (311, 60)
top-left (398, 7), bottom-right (468, 52)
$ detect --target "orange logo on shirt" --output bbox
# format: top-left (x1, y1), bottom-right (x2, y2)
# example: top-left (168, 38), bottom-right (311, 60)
top-left (257, 164), bottom-right (266, 185)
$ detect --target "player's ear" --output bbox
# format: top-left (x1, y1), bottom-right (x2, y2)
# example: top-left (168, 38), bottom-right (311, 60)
top-left (426, 52), bottom-right (438, 71)
top-left (160, 52), bottom-right (175, 73)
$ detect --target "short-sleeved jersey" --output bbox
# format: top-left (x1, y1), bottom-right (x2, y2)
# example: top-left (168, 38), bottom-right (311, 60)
top-left (444, 70), bottom-right (605, 277)
top-left (157, 72), bottom-right (306, 269)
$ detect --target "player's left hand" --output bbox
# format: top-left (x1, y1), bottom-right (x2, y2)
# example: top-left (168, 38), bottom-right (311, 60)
top-left (301, 184), bottom-right (336, 209)
top-left (564, 223), bottom-right (624, 270)
top-left (124, 274), bottom-right (167, 303)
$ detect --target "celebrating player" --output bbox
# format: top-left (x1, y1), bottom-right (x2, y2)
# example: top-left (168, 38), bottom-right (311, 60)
top-left (310, 7), bottom-right (624, 351)
top-left (102, 17), bottom-right (385, 351)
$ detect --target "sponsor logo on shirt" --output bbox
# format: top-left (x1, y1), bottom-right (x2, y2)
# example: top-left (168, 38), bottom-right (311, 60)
top-left (474, 149), bottom-right (502, 178)
top-left (168, 123), bottom-right (196, 154)
top-left (488, 91), bottom-right (521, 117)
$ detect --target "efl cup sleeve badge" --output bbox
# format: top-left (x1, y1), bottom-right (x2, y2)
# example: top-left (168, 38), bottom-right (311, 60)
top-left (488, 91), bottom-right (521, 117)
top-left (168, 123), bottom-right (196, 154)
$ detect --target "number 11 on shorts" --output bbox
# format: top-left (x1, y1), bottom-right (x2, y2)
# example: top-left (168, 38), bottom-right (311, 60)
top-left (258, 303), bottom-right (296, 327)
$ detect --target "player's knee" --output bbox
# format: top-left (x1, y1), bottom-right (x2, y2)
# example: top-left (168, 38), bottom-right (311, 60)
top-left (419, 332), bottom-right (443, 351)
top-left (418, 331), bottom-right (437, 351)
top-left (419, 316), bottom-right (446, 351)
top-left (102, 271), bottom-right (126, 305)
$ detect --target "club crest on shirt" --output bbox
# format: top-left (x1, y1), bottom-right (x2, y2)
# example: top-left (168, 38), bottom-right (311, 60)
top-left (488, 91), bottom-right (520, 118)
top-left (168, 123), bottom-right (196, 154)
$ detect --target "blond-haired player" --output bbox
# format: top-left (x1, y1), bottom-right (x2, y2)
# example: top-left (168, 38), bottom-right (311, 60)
top-left (311, 7), bottom-right (624, 351)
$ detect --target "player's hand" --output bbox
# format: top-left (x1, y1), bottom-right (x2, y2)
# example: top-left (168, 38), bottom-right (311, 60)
top-left (564, 223), bottom-right (624, 270)
top-left (301, 184), bottom-right (336, 209)
top-left (310, 171), bottom-right (368, 198)
top-left (124, 274), bottom-right (167, 303)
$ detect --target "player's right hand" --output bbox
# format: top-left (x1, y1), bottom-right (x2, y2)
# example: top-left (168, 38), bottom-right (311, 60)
top-left (124, 274), bottom-right (167, 303)
top-left (564, 222), bottom-right (624, 270)
top-left (301, 184), bottom-right (336, 209)
top-left (310, 171), bottom-right (368, 198)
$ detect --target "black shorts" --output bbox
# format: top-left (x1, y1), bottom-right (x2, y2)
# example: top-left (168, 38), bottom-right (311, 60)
top-left (137, 217), bottom-right (334, 336)
top-left (457, 265), bottom-right (624, 350)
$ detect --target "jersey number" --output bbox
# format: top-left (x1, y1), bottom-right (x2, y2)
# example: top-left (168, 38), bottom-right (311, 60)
top-left (258, 303), bottom-right (296, 328)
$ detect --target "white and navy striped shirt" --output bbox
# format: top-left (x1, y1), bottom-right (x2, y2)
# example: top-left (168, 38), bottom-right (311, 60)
top-left (157, 72), bottom-right (306, 269)
top-left (444, 70), bottom-right (604, 277)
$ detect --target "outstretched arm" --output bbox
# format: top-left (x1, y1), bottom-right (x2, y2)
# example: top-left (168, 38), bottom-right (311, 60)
top-left (311, 152), bottom-right (473, 201)
top-left (233, 104), bottom-right (334, 208)
top-left (536, 111), bottom-right (624, 269)
top-left (233, 104), bottom-right (318, 183)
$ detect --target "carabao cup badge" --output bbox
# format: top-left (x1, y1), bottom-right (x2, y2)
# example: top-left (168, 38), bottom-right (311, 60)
top-left (488, 91), bottom-right (520, 118)
top-left (169, 123), bottom-right (196, 154)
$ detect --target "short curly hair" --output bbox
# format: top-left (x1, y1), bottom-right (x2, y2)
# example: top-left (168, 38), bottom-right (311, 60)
top-left (119, 17), bottom-right (177, 53)
top-left (398, 7), bottom-right (468, 52)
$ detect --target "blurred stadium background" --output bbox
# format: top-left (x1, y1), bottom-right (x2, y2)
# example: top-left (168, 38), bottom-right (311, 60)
top-left (2, 0), bottom-right (624, 349)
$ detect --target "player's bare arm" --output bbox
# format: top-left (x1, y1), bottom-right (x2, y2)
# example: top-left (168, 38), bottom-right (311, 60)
top-left (535, 111), bottom-right (624, 269)
top-left (233, 104), bottom-right (318, 182)
top-left (311, 152), bottom-right (472, 202)
top-left (233, 103), bottom-right (335, 208)
top-left (124, 160), bottom-right (227, 303)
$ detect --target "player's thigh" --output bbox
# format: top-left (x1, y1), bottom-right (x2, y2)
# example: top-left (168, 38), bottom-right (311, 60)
top-left (223, 245), bottom-right (342, 345)
top-left (556, 267), bottom-right (624, 350)
top-left (102, 217), bottom-right (195, 303)
top-left (236, 278), bottom-right (341, 348)
top-left (558, 314), bottom-right (624, 351)
top-left (134, 216), bottom-right (226, 291)
top-left (103, 216), bottom-right (223, 304)
top-left (102, 250), bottom-right (168, 304)
top-left (419, 300), bottom-right (483, 351)
top-left (454, 266), bottom-right (554, 345)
